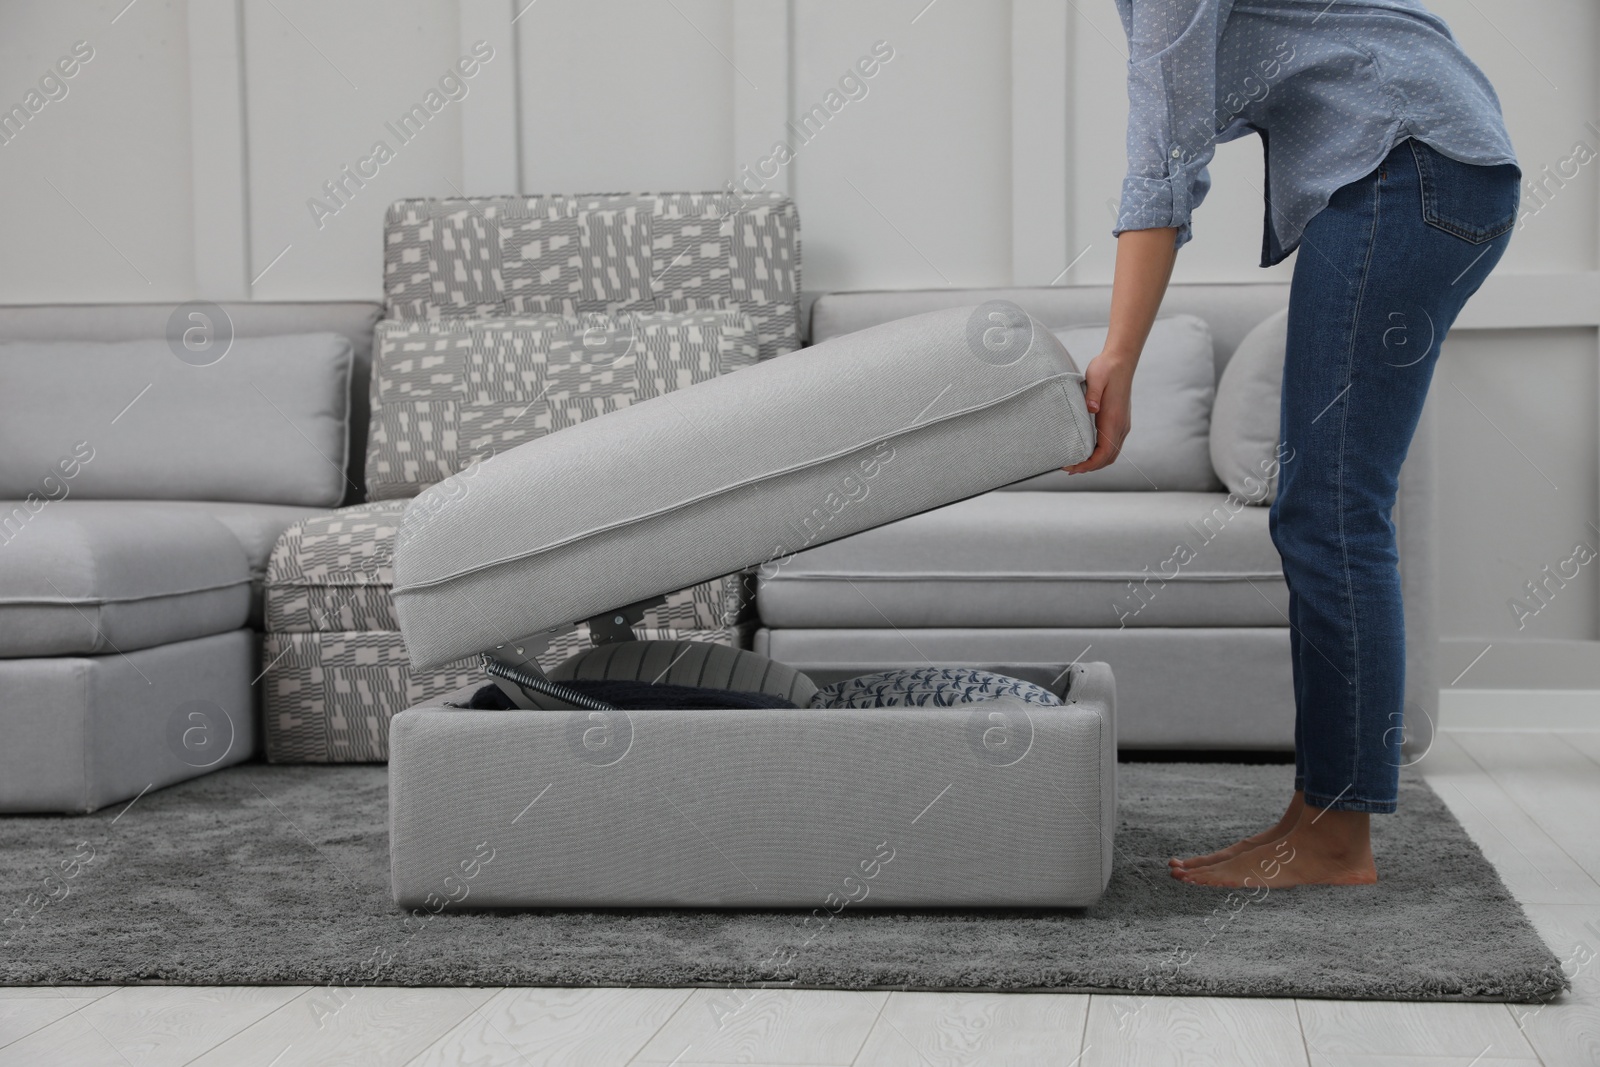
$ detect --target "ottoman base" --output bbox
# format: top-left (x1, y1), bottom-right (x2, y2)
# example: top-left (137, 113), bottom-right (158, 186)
top-left (388, 662), bottom-right (1115, 909)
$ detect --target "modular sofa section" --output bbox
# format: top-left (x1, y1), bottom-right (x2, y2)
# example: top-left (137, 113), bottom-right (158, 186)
top-left (0, 629), bottom-right (257, 813)
top-left (389, 662), bottom-right (1116, 909)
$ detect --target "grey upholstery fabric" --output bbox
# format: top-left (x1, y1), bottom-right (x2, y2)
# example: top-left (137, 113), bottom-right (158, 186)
top-left (365, 311), bottom-right (759, 501)
top-left (756, 626), bottom-right (1294, 750)
top-left (0, 629), bottom-right (256, 813)
top-left (153, 501), bottom-right (332, 626)
top-left (808, 283), bottom-right (1290, 380)
top-left (1210, 308), bottom-right (1289, 504)
top-left (756, 491), bottom-right (1286, 629)
top-left (0, 334), bottom-right (354, 506)
top-left (550, 640), bottom-right (817, 707)
top-left (794, 283), bottom-right (1439, 755)
top-left (1008, 316), bottom-right (1222, 492)
top-left (0, 302), bottom-right (381, 503)
top-left (387, 662), bottom-right (1115, 907)
top-left (383, 194), bottom-right (800, 361)
top-left (392, 305), bottom-right (1095, 670)
top-left (0, 502), bottom-right (250, 656)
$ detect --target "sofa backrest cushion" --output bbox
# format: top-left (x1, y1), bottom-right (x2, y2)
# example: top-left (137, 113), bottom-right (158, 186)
top-left (808, 283), bottom-right (1288, 381)
top-left (0, 302), bottom-right (382, 503)
top-left (0, 333), bottom-right (353, 507)
top-left (1211, 308), bottom-right (1289, 505)
top-left (383, 192), bottom-right (800, 361)
top-left (1001, 314), bottom-right (1222, 492)
top-left (366, 310), bottom-right (759, 501)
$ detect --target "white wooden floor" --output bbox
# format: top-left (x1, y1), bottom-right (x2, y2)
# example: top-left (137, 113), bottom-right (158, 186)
top-left (2, 729), bottom-right (1597, 1067)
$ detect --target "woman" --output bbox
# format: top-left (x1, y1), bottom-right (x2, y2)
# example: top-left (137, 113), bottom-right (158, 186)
top-left (1063, 0), bottom-right (1521, 887)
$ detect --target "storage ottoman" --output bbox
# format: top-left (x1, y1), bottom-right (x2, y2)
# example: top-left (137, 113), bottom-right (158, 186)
top-left (386, 303), bottom-right (1118, 907)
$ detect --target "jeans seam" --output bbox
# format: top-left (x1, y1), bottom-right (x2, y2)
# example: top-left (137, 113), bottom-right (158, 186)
top-left (1334, 158), bottom-right (1384, 807)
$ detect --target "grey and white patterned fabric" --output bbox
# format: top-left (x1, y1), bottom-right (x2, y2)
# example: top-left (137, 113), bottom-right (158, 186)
top-left (382, 193), bottom-right (800, 361)
top-left (261, 625), bottom-right (751, 763)
top-left (810, 667), bottom-right (1065, 709)
top-left (365, 310), bottom-right (759, 501)
top-left (261, 630), bottom-right (480, 762)
top-left (261, 498), bottom-right (756, 762)
top-left (265, 501), bottom-right (405, 633)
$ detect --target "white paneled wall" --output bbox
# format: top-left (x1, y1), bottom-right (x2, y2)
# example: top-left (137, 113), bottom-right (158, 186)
top-left (0, 0), bottom-right (1597, 662)
top-left (0, 0), bottom-right (194, 301)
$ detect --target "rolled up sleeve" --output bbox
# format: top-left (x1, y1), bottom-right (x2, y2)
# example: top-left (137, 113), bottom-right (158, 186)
top-left (1113, 0), bottom-right (1232, 249)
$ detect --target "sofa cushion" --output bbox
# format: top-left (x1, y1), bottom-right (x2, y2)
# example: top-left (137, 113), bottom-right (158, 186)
top-left (156, 501), bottom-right (331, 627)
top-left (0, 302), bottom-right (382, 504)
top-left (0, 501), bottom-right (251, 656)
top-left (1004, 314), bottom-right (1221, 492)
top-left (755, 490), bottom-right (1287, 629)
top-left (365, 311), bottom-right (759, 500)
top-left (1211, 308), bottom-right (1289, 505)
top-left (389, 304), bottom-right (1095, 671)
top-left (383, 193), bottom-right (800, 360)
top-left (0, 333), bottom-right (353, 506)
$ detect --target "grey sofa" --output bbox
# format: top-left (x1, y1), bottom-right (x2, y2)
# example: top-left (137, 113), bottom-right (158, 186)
top-left (0, 302), bottom-right (380, 812)
top-left (0, 240), bottom-right (1438, 812)
top-left (756, 284), bottom-right (1439, 755)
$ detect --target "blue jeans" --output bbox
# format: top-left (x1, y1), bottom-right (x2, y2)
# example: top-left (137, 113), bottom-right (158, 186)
top-left (1273, 137), bottom-right (1519, 813)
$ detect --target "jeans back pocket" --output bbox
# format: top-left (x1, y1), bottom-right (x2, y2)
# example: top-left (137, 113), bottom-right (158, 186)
top-left (1408, 139), bottom-right (1521, 244)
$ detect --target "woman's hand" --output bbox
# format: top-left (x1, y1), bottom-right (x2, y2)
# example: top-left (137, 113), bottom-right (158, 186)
top-left (1062, 225), bottom-right (1178, 475)
top-left (1062, 350), bottom-right (1136, 474)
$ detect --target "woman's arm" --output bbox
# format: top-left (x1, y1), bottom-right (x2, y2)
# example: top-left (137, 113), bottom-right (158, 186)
top-left (1062, 226), bottom-right (1178, 475)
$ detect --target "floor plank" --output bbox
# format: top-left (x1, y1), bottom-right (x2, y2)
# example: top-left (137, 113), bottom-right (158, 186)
top-left (1513, 903), bottom-right (1600, 1067)
top-left (0, 1011), bottom-right (132, 1067)
top-left (1421, 733), bottom-right (1600, 905)
top-left (850, 991), bottom-right (1089, 1066)
top-left (0, 997), bottom-right (97, 1052)
top-left (633, 988), bottom-right (888, 1065)
top-left (1557, 730), bottom-right (1600, 769)
top-left (0, 986), bottom-right (117, 1000)
top-left (187, 985), bottom-right (497, 1067)
top-left (1453, 731), bottom-right (1600, 887)
top-left (407, 986), bottom-right (689, 1067)
top-left (1081, 995), bottom-right (1308, 1067)
top-left (1296, 999), bottom-right (1538, 1062)
top-left (91, 986), bottom-right (305, 1065)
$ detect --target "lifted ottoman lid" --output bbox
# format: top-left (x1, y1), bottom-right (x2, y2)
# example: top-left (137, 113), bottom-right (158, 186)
top-left (390, 302), bottom-right (1095, 670)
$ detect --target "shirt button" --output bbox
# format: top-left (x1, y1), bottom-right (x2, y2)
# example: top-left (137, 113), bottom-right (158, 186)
top-left (1170, 147), bottom-right (1182, 158)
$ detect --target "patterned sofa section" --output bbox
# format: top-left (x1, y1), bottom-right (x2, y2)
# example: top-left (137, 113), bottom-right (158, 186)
top-left (383, 191), bottom-right (801, 360)
top-left (261, 500), bottom-right (754, 761)
top-left (365, 310), bottom-right (759, 501)
top-left (259, 197), bottom-right (795, 764)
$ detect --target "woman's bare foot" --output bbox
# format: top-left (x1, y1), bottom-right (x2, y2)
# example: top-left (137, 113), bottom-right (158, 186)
top-left (1169, 791), bottom-right (1306, 870)
top-left (1171, 805), bottom-right (1377, 888)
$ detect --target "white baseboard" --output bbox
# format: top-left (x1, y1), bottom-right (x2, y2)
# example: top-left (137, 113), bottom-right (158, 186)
top-left (1441, 688), bottom-right (1600, 731)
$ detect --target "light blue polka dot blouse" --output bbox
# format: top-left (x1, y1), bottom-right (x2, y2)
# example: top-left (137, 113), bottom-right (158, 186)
top-left (1112, 0), bottom-right (1518, 265)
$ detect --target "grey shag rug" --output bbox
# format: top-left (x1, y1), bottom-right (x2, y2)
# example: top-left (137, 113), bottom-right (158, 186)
top-left (0, 762), bottom-right (1567, 1001)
